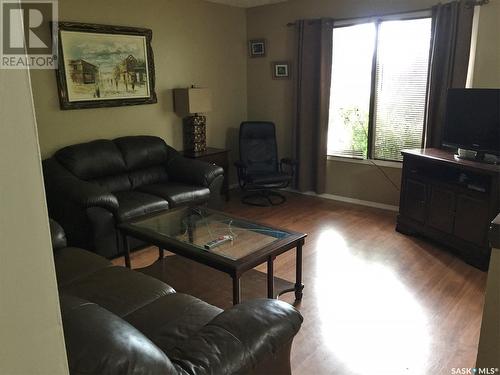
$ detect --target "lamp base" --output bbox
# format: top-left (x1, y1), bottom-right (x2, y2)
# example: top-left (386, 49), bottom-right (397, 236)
top-left (183, 115), bottom-right (206, 153)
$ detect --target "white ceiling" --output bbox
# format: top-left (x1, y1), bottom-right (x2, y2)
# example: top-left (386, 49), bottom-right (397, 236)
top-left (204, 0), bottom-right (288, 8)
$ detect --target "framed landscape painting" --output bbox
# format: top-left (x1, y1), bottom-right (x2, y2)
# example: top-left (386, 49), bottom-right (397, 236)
top-left (55, 22), bottom-right (157, 110)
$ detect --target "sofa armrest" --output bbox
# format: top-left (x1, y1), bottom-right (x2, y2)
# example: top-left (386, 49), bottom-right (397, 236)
top-left (49, 219), bottom-right (67, 250)
top-left (168, 299), bottom-right (303, 374)
top-left (58, 177), bottom-right (118, 213)
top-left (43, 158), bottom-right (119, 214)
top-left (280, 158), bottom-right (298, 176)
top-left (280, 158), bottom-right (298, 166)
top-left (60, 295), bottom-right (177, 375)
top-left (166, 155), bottom-right (224, 188)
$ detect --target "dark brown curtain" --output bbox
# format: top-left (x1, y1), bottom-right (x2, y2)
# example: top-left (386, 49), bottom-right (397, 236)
top-left (292, 19), bottom-right (333, 194)
top-left (425, 0), bottom-right (474, 148)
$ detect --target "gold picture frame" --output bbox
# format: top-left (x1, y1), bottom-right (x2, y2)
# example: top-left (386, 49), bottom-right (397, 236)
top-left (54, 21), bottom-right (157, 110)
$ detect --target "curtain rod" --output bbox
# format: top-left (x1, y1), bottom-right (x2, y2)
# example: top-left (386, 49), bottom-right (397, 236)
top-left (466, 0), bottom-right (489, 7)
top-left (286, 18), bottom-right (333, 27)
top-left (286, 0), bottom-right (489, 27)
top-left (286, 7), bottom-right (430, 27)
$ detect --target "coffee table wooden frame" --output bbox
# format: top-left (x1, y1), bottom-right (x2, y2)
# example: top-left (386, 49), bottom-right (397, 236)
top-left (118, 207), bottom-right (306, 305)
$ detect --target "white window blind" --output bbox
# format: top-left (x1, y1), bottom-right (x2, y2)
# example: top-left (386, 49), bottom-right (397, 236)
top-left (373, 18), bottom-right (432, 161)
top-left (327, 14), bottom-right (433, 162)
top-left (327, 23), bottom-right (375, 158)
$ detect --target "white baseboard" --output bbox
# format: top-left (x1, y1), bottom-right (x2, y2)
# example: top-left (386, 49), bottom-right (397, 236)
top-left (292, 190), bottom-right (399, 212)
top-left (228, 184), bottom-right (399, 212)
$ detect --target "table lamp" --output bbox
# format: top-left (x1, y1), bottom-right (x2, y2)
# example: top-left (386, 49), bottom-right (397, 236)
top-left (174, 86), bottom-right (212, 153)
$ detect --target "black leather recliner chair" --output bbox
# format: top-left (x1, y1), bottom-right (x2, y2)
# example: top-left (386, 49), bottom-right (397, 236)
top-left (235, 121), bottom-right (297, 206)
top-left (43, 136), bottom-right (224, 259)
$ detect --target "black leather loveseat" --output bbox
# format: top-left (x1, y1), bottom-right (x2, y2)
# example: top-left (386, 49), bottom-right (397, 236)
top-left (43, 136), bottom-right (223, 259)
top-left (51, 220), bottom-right (303, 374)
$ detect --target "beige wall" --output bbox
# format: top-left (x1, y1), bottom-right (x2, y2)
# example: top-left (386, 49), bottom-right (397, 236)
top-left (30, 0), bottom-right (498, 206)
top-left (31, 0), bottom-right (248, 173)
top-left (0, 13), bottom-right (68, 372)
top-left (325, 160), bottom-right (402, 206)
top-left (473, 0), bottom-right (500, 87)
top-left (246, 0), bottom-right (496, 206)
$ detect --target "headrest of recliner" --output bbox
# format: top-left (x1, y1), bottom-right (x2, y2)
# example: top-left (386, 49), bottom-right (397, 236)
top-left (240, 121), bottom-right (276, 140)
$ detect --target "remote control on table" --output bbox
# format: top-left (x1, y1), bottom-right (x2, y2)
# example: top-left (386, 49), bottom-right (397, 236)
top-left (204, 235), bottom-right (233, 250)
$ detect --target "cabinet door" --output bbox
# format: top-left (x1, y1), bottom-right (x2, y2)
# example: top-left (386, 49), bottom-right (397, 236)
top-left (403, 179), bottom-right (427, 223)
top-left (454, 194), bottom-right (490, 246)
top-left (427, 187), bottom-right (456, 234)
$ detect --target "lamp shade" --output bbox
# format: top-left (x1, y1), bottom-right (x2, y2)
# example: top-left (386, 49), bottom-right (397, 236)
top-left (174, 88), bottom-right (212, 116)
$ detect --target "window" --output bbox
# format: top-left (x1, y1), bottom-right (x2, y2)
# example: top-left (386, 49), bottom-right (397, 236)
top-left (328, 23), bottom-right (375, 158)
top-left (327, 15), bottom-right (432, 162)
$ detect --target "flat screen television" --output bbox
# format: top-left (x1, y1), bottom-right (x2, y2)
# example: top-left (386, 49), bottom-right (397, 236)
top-left (442, 88), bottom-right (500, 156)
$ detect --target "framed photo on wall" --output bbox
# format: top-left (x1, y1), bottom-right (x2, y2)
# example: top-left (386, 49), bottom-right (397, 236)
top-left (273, 61), bottom-right (290, 79)
top-left (54, 22), bottom-right (157, 110)
top-left (249, 39), bottom-right (266, 57)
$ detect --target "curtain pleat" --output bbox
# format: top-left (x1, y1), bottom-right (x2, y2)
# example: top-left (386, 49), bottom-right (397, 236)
top-left (292, 19), bottom-right (333, 194)
top-left (425, 0), bottom-right (474, 148)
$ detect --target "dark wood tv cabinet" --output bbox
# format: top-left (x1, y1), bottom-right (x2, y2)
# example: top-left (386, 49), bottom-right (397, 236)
top-left (396, 148), bottom-right (500, 270)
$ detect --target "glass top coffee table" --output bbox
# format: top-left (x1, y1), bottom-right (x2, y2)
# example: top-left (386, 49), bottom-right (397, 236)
top-left (118, 206), bottom-right (306, 304)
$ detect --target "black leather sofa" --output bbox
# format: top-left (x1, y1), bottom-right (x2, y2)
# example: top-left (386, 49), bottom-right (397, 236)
top-left (50, 220), bottom-right (303, 374)
top-left (43, 136), bottom-right (224, 258)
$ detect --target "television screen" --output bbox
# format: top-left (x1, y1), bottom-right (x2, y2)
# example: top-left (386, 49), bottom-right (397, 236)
top-left (442, 88), bottom-right (500, 155)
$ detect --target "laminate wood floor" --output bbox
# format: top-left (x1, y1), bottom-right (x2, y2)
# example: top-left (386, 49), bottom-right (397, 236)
top-left (113, 191), bottom-right (487, 375)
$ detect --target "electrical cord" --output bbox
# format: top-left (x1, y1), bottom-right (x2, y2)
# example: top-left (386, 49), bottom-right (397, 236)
top-left (367, 158), bottom-right (401, 192)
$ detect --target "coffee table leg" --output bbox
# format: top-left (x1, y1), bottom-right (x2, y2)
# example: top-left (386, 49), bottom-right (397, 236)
top-left (295, 241), bottom-right (304, 300)
top-left (232, 276), bottom-right (241, 305)
top-left (121, 232), bottom-right (131, 269)
top-left (267, 256), bottom-right (275, 299)
top-left (158, 247), bottom-right (164, 260)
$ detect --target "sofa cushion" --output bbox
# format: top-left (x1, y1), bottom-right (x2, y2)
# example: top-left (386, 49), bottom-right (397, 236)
top-left (114, 191), bottom-right (169, 222)
top-left (54, 247), bottom-right (112, 287)
top-left (60, 266), bottom-right (176, 317)
top-left (123, 293), bottom-right (222, 352)
top-left (93, 173), bottom-right (131, 193)
top-left (55, 139), bottom-right (127, 180)
top-left (138, 183), bottom-right (210, 207)
top-left (128, 165), bottom-right (169, 189)
top-left (60, 295), bottom-right (178, 375)
top-left (115, 136), bottom-right (170, 171)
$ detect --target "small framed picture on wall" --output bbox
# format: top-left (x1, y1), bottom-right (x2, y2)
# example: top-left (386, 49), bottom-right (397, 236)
top-left (272, 62), bottom-right (290, 79)
top-left (249, 39), bottom-right (266, 57)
